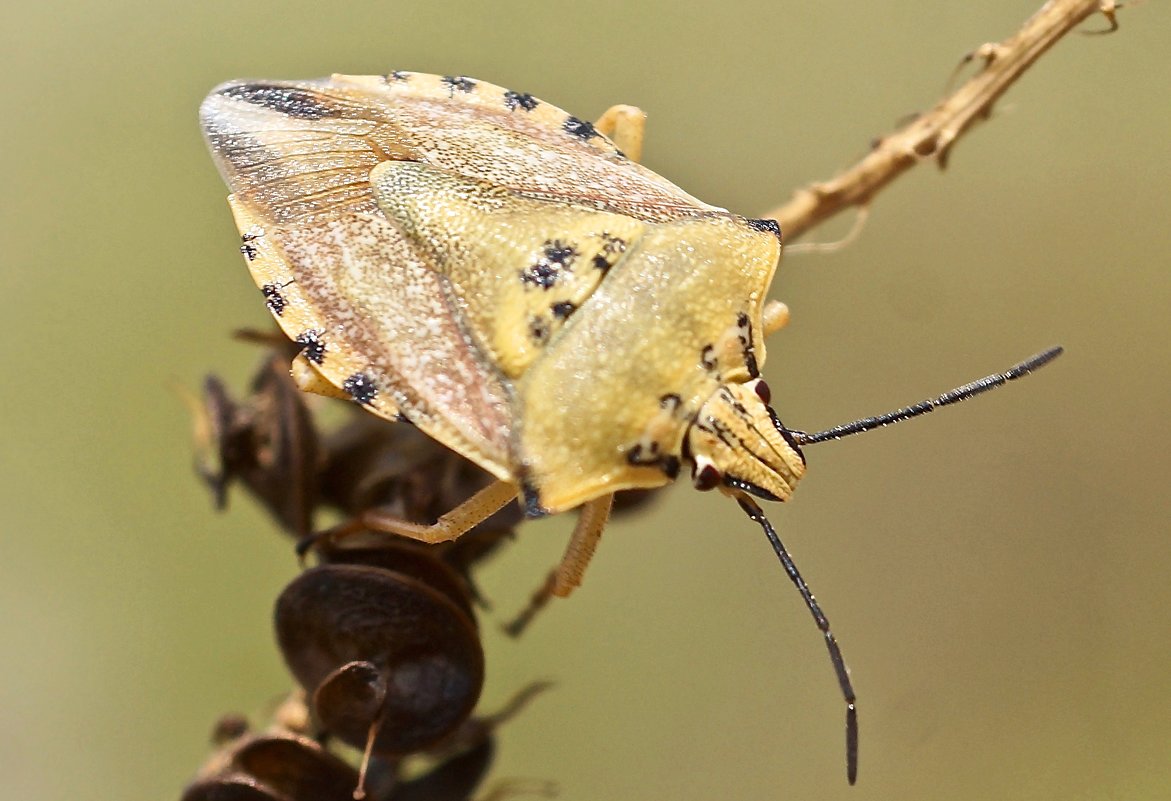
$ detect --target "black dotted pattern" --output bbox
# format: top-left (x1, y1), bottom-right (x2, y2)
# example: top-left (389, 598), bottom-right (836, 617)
top-left (295, 330), bottom-right (326, 364)
top-left (342, 373), bottom-right (377, 405)
top-left (504, 90), bottom-right (538, 111)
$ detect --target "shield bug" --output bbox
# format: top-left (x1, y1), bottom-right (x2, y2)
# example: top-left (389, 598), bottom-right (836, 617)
top-left (201, 72), bottom-right (1064, 782)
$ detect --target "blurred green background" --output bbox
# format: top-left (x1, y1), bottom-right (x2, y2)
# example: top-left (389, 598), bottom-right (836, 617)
top-left (3, 1), bottom-right (1168, 799)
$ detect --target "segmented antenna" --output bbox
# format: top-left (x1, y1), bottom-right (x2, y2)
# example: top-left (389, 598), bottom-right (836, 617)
top-left (741, 345), bottom-right (1062, 782)
top-left (791, 346), bottom-right (1063, 446)
top-left (737, 496), bottom-right (859, 785)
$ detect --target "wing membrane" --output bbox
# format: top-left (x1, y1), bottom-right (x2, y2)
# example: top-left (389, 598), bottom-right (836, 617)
top-left (203, 83), bottom-right (514, 476)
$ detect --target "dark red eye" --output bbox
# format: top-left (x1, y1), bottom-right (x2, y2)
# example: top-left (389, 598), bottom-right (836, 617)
top-left (754, 380), bottom-right (771, 405)
top-left (694, 463), bottom-right (722, 491)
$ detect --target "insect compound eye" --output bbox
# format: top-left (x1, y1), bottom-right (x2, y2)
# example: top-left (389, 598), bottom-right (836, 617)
top-left (753, 379), bottom-right (772, 405)
top-left (693, 462), bottom-right (722, 491)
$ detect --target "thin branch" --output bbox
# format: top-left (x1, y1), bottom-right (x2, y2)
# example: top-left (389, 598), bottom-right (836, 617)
top-left (765, 0), bottom-right (1121, 242)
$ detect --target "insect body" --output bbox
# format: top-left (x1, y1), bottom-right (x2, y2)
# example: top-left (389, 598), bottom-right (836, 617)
top-left (201, 72), bottom-right (1062, 783)
top-left (201, 71), bottom-right (807, 601)
top-left (201, 72), bottom-right (793, 509)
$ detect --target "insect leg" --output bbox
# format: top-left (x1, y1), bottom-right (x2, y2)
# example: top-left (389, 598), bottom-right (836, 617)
top-left (318, 479), bottom-right (519, 547)
top-left (551, 493), bottom-right (614, 596)
top-left (594, 105), bottom-right (647, 163)
top-left (762, 299), bottom-right (791, 337)
top-left (289, 353), bottom-right (355, 402)
top-left (440, 680), bottom-right (554, 753)
top-left (503, 494), bottom-right (614, 636)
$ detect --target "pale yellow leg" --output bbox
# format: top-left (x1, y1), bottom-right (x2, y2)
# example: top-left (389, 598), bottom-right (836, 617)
top-left (762, 299), bottom-right (791, 336)
top-left (552, 494), bottom-right (613, 596)
top-left (341, 479), bottom-right (519, 544)
top-left (289, 353), bottom-right (350, 401)
top-left (594, 105), bottom-right (647, 163)
top-left (504, 494), bottom-right (614, 636)
top-left (291, 353), bottom-right (404, 415)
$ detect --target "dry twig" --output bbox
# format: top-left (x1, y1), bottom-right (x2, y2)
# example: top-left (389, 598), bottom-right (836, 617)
top-left (766, 0), bottom-right (1121, 242)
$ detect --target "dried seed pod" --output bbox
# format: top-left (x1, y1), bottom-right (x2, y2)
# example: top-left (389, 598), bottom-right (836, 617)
top-left (275, 559), bottom-right (484, 756)
top-left (182, 777), bottom-right (279, 801)
top-left (181, 732), bottom-right (359, 801)
top-left (193, 353), bottom-right (319, 537)
top-left (316, 544), bottom-right (475, 621)
top-left (232, 736), bottom-right (366, 801)
top-left (193, 349), bottom-right (525, 571)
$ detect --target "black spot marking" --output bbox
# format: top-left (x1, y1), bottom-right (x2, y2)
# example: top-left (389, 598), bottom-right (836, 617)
top-left (295, 330), bottom-right (326, 364)
top-left (240, 243), bottom-right (258, 261)
top-left (543, 239), bottom-right (577, 266)
top-left (342, 373), bottom-right (377, 405)
top-left (592, 233), bottom-right (627, 272)
top-left (550, 301), bottom-right (576, 320)
top-left (504, 90), bottom-right (538, 111)
top-left (528, 315), bottom-right (551, 344)
top-left (626, 441), bottom-right (658, 464)
top-left (441, 75), bottom-right (476, 95)
top-left (387, 70), bottom-right (410, 82)
top-left (626, 442), bottom-right (682, 479)
top-left (522, 239), bottom-right (578, 289)
top-left (600, 233), bottom-right (627, 254)
top-left (746, 218), bottom-right (782, 238)
top-left (522, 262), bottom-right (560, 289)
top-left (701, 344), bottom-right (716, 371)
top-left (563, 116), bottom-right (599, 140)
top-left (218, 84), bottom-right (334, 120)
top-left (262, 284), bottom-right (286, 316)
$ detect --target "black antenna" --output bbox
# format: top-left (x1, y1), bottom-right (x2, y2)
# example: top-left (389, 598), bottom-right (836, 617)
top-left (791, 346), bottom-right (1063, 446)
top-left (737, 496), bottom-right (858, 785)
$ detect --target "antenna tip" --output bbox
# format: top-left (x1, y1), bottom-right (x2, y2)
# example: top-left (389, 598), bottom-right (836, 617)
top-left (1014, 345), bottom-right (1064, 376)
top-left (846, 702), bottom-right (859, 785)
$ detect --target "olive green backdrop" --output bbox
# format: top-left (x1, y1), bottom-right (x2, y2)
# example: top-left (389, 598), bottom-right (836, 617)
top-left (3, 2), bottom-right (1168, 800)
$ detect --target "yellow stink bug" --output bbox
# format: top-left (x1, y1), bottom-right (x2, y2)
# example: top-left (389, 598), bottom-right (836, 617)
top-left (200, 72), bottom-right (1063, 783)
